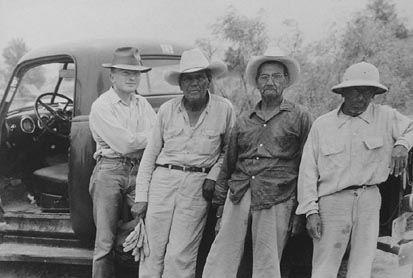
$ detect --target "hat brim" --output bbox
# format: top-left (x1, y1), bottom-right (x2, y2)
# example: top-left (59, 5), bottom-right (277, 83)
top-left (245, 56), bottom-right (300, 88)
top-left (164, 61), bottom-right (227, 86)
top-left (102, 63), bottom-right (152, 73)
top-left (331, 80), bottom-right (388, 94)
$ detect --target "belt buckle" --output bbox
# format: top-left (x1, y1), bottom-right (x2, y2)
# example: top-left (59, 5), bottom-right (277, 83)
top-left (168, 164), bottom-right (173, 170)
top-left (182, 166), bottom-right (187, 172)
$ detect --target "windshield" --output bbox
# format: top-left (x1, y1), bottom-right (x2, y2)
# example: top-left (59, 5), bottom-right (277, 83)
top-left (9, 62), bottom-right (75, 111)
top-left (138, 58), bottom-right (181, 95)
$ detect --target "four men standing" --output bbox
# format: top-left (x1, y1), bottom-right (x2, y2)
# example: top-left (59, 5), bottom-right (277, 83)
top-left (90, 46), bottom-right (412, 278)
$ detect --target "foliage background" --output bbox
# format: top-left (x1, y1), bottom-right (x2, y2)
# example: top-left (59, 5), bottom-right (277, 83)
top-left (196, 0), bottom-right (413, 118)
top-left (0, 0), bottom-right (411, 118)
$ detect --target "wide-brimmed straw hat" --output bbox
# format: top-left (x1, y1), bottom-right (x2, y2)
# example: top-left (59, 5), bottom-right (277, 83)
top-left (331, 62), bottom-right (388, 94)
top-left (164, 48), bottom-right (227, 86)
top-left (102, 47), bottom-right (151, 72)
top-left (245, 47), bottom-right (300, 88)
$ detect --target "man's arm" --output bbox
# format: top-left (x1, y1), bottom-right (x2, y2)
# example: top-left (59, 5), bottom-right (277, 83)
top-left (202, 103), bottom-right (236, 201)
top-left (134, 108), bottom-right (165, 203)
top-left (89, 102), bottom-right (155, 154)
top-left (391, 108), bottom-right (413, 177)
top-left (212, 121), bottom-right (239, 207)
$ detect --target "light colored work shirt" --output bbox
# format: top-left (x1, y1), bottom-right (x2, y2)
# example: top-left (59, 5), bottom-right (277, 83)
top-left (135, 92), bottom-right (235, 202)
top-left (296, 103), bottom-right (413, 216)
top-left (89, 87), bottom-right (157, 160)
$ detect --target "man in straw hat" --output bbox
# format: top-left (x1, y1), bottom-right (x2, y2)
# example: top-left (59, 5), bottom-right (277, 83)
top-left (89, 47), bottom-right (157, 278)
top-left (296, 61), bottom-right (413, 277)
top-left (131, 48), bottom-right (235, 278)
top-left (202, 48), bottom-right (312, 278)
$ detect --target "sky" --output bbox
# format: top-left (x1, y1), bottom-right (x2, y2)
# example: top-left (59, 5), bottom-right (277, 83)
top-left (0, 0), bottom-right (412, 56)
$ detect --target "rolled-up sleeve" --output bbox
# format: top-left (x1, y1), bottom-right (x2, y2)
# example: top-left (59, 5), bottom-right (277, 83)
top-left (296, 123), bottom-right (320, 216)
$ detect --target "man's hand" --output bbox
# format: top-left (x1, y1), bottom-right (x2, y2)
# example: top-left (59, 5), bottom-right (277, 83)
top-left (390, 145), bottom-right (409, 177)
top-left (214, 205), bottom-right (224, 235)
top-left (131, 202), bottom-right (148, 220)
top-left (202, 179), bottom-right (215, 202)
top-left (291, 214), bottom-right (306, 236)
top-left (306, 213), bottom-right (322, 240)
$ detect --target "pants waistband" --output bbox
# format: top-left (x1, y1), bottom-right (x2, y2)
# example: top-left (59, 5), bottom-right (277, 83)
top-left (344, 184), bottom-right (376, 190)
top-left (97, 156), bottom-right (139, 165)
top-left (156, 163), bottom-right (211, 174)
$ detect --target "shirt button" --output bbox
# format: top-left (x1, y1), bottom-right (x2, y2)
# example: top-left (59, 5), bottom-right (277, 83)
top-left (256, 157), bottom-right (259, 160)
top-left (252, 176), bottom-right (255, 179)
top-left (263, 124), bottom-right (267, 127)
top-left (259, 144), bottom-right (263, 147)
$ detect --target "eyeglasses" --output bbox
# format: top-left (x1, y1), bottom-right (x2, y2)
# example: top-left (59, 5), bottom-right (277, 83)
top-left (258, 73), bottom-right (286, 83)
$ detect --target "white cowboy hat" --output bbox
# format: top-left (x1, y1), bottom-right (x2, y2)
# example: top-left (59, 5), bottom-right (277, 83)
top-left (164, 48), bottom-right (227, 86)
top-left (102, 47), bottom-right (151, 72)
top-left (331, 62), bottom-right (388, 94)
top-left (245, 47), bottom-right (300, 88)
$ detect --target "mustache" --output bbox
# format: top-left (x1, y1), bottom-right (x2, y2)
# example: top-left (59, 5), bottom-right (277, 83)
top-left (263, 85), bottom-right (278, 90)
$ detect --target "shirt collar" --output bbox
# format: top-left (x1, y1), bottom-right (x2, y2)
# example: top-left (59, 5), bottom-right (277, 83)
top-left (249, 98), bottom-right (292, 119)
top-left (336, 103), bottom-right (373, 128)
top-left (108, 87), bottom-right (138, 105)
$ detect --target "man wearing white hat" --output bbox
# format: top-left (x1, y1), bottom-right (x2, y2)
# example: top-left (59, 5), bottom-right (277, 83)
top-left (132, 48), bottom-right (235, 278)
top-left (296, 61), bottom-right (413, 278)
top-left (89, 47), bottom-right (157, 278)
top-left (202, 49), bottom-right (312, 278)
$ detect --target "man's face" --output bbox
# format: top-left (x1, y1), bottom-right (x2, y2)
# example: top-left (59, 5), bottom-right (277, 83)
top-left (179, 70), bottom-right (210, 102)
top-left (110, 68), bottom-right (141, 94)
top-left (256, 63), bottom-right (288, 99)
top-left (341, 86), bottom-right (375, 117)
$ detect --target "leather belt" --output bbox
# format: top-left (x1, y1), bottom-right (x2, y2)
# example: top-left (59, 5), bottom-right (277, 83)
top-left (156, 163), bottom-right (211, 173)
top-left (344, 184), bottom-right (376, 190)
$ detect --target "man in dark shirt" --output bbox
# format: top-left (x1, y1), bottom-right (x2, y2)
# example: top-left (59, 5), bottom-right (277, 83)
top-left (202, 49), bottom-right (312, 278)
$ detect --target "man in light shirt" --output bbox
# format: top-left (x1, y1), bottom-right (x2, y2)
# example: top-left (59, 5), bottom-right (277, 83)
top-left (89, 47), bottom-right (157, 278)
top-left (296, 61), bottom-right (413, 278)
top-left (131, 48), bottom-right (235, 278)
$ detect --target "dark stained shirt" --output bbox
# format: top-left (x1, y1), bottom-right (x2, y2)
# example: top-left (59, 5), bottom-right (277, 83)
top-left (213, 98), bottom-right (312, 210)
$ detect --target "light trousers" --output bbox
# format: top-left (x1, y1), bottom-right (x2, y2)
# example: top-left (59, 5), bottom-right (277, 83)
top-left (203, 189), bottom-right (294, 278)
top-left (139, 167), bottom-right (209, 278)
top-left (312, 186), bottom-right (381, 278)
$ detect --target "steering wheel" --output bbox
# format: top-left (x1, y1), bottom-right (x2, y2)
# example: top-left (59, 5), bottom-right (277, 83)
top-left (34, 92), bottom-right (73, 138)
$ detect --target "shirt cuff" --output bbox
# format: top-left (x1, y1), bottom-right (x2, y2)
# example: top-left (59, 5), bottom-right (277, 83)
top-left (306, 210), bottom-right (319, 218)
top-left (135, 191), bottom-right (148, 202)
top-left (394, 140), bottom-right (411, 151)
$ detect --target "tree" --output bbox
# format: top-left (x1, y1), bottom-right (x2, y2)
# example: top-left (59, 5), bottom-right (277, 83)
top-left (0, 38), bottom-right (29, 86)
top-left (212, 7), bottom-right (269, 114)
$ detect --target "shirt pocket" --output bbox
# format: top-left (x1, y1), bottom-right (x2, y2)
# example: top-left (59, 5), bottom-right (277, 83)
top-left (320, 141), bottom-right (346, 170)
top-left (198, 129), bottom-right (222, 155)
top-left (362, 136), bottom-right (384, 162)
top-left (265, 135), bottom-right (299, 158)
top-left (163, 127), bottom-right (185, 153)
